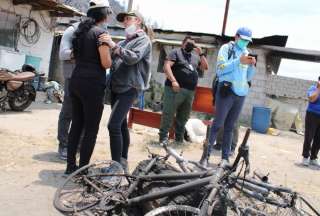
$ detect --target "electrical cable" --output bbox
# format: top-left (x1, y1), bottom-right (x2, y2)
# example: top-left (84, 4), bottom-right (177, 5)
top-left (20, 17), bottom-right (40, 45)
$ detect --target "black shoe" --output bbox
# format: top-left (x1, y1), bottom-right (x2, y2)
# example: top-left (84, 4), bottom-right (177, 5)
top-left (64, 164), bottom-right (78, 176)
top-left (213, 143), bottom-right (222, 151)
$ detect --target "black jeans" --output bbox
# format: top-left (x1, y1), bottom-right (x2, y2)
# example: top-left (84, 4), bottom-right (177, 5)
top-left (302, 111), bottom-right (320, 160)
top-left (57, 78), bottom-right (72, 149)
top-left (67, 78), bottom-right (105, 168)
top-left (108, 88), bottom-right (137, 163)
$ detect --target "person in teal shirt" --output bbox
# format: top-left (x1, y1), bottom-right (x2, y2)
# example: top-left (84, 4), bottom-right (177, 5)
top-left (200, 27), bottom-right (256, 166)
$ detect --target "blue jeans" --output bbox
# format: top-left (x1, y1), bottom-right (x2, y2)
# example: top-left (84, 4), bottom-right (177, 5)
top-left (208, 84), bottom-right (245, 160)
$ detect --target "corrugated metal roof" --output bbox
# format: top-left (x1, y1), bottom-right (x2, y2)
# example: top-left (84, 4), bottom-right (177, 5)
top-left (262, 45), bottom-right (320, 62)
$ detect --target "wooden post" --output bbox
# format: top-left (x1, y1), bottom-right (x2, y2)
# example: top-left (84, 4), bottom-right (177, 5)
top-left (128, 0), bottom-right (133, 11)
top-left (221, 0), bottom-right (230, 36)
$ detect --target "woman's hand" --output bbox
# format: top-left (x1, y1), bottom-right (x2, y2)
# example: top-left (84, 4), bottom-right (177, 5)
top-left (99, 33), bottom-right (115, 48)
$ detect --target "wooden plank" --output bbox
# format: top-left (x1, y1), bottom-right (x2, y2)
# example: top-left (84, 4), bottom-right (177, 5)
top-left (128, 108), bottom-right (175, 139)
top-left (12, 0), bottom-right (31, 5)
top-left (49, 11), bottom-right (74, 17)
top-left (32, 5), bottom-right (54, 11)
top-left (128, 108), bottom-right (163, 129)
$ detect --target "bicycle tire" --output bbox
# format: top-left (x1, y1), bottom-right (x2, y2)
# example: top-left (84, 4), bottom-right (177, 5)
top-left (53, 160), bottom-right (123, 213)
top-left (232, 179), bottom-right (320, 216)
top-left (287, 195), bottom-right (320, 216)
top-left (144, 205), bottom-right (200, 216)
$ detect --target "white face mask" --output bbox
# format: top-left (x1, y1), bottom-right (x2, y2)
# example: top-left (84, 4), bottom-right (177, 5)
top-left (99, 21), bottom-right (108, 31)
top-left (125, 24), bottom-right (137, 36)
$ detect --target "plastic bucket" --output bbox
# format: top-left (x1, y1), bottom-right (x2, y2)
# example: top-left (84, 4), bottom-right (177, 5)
top-left (251, 106), bottom-right (271, 134)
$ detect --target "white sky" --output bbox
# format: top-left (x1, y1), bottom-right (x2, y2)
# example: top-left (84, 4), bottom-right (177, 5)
top-left (119, 0), bottom-right (320, 81)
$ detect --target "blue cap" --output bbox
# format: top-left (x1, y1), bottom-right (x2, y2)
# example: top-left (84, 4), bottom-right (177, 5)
top-left (236, 27), bottom-right (252, 42)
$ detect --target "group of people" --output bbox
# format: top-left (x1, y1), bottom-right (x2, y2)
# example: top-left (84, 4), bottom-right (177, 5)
top-left (56, 0), bottom-right (264, 174)
top-left (159, 27), bottom-right (256, 166)
top-left (57, 0), bottom-right (151, 175)
top-left (57, 0), bottom-right (258, 174)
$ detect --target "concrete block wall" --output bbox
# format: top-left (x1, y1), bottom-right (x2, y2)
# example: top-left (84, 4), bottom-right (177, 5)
top-left (266, 75), bottom-right (314, 99)
top-left (265, 75), bottom-right (315, 125)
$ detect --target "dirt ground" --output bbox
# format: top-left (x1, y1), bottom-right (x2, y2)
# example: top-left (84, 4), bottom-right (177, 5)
top-left (0, 92), bottom-right (319, 216)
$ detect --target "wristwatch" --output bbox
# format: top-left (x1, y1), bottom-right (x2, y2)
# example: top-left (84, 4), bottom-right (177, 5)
top-left (199, 53), bottom-right (206, 57)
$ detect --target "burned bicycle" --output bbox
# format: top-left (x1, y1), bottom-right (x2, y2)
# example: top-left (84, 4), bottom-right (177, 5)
top-left (54, 129), bottom-right (320, 216)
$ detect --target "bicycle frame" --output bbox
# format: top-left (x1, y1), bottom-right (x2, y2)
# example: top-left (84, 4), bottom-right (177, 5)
top-left (103, 129), bottom-right (252, 213)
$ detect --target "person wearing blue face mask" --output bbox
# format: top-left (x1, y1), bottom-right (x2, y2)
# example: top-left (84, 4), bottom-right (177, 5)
top-left (200, 27), bottom-right (256, 167)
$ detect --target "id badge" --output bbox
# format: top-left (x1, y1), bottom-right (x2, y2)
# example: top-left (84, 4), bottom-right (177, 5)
top-left (189, 64), bottom-right (194, 71)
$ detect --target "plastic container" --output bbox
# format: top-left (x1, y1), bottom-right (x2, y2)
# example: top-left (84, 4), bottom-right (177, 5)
top-left (251, 106), bottom-right (271, 134)
top-left (25, 55), bottom-right (41, 71)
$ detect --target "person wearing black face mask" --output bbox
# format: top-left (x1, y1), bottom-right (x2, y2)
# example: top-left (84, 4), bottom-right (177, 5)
top-left (159, 36), bottom-right (209, 144)
top-left (185, 42), bottom-right (195, 53)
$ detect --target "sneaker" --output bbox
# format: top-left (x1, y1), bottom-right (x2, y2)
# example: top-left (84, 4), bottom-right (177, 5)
top-left (302, 157), bottom-right (309, 166)
top-left (220, 159), bottom-right (230, 168)
top-left (159, 137), bottom-right (168, 144)
top-left (100, 161), bottom-right (124, 186)
top-left (58, 147), bottom-right (67, 161)
top-left (64, 164), bottom-right (78, 176)
top-left (310, 159), bottom-right (320, 168)
top-left (229, 151), bottom-right (235, 157)
top-left (120, 157), bottom-right (129, 174)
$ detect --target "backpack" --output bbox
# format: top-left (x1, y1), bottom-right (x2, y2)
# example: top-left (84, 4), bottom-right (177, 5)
top-left (212, 42), bottom-right (235, 104)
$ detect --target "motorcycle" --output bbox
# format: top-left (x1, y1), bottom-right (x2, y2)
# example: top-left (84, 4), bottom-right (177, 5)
top-left (0, 64), bottom-right (40, 111)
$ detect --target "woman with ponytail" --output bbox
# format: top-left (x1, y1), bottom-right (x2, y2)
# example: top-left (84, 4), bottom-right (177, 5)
top-left (99, 10), bottom-right (152, 173)
top-left (65, 0), bottom-right (112, 175)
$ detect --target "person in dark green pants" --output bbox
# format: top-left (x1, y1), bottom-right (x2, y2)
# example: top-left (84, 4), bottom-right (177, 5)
top-left (159, 36), bottom-right (209, 143)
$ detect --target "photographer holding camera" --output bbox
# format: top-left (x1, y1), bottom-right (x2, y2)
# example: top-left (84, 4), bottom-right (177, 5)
top-left (159, 36), bottom-right (209, 144)
top-left (200, 27), bottom-right (256, 166)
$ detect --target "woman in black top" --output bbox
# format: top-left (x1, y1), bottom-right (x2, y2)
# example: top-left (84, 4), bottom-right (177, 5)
top-left (65, 2), bottom-right (112, 175)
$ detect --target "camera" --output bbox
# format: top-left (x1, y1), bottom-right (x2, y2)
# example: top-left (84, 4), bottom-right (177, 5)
top-left (248, 53), bottom-right (258, 66)
top-left (248, 53), bottom-right (258, 61)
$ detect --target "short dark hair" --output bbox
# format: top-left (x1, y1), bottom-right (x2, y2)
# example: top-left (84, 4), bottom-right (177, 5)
top-left (182, 36), bottom-right (195, 44)
top-left (318, 76), bottom-right (320, 81)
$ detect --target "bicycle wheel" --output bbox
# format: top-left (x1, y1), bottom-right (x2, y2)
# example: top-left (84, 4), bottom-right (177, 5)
top-left (54, 160), bottom-right (124, 213)
top-left (232, 180), bottom-right (320, 216)
top-left (144, 205), bottom-right (200, 216)
top-left (275, 195), bottom-right (320, 216)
